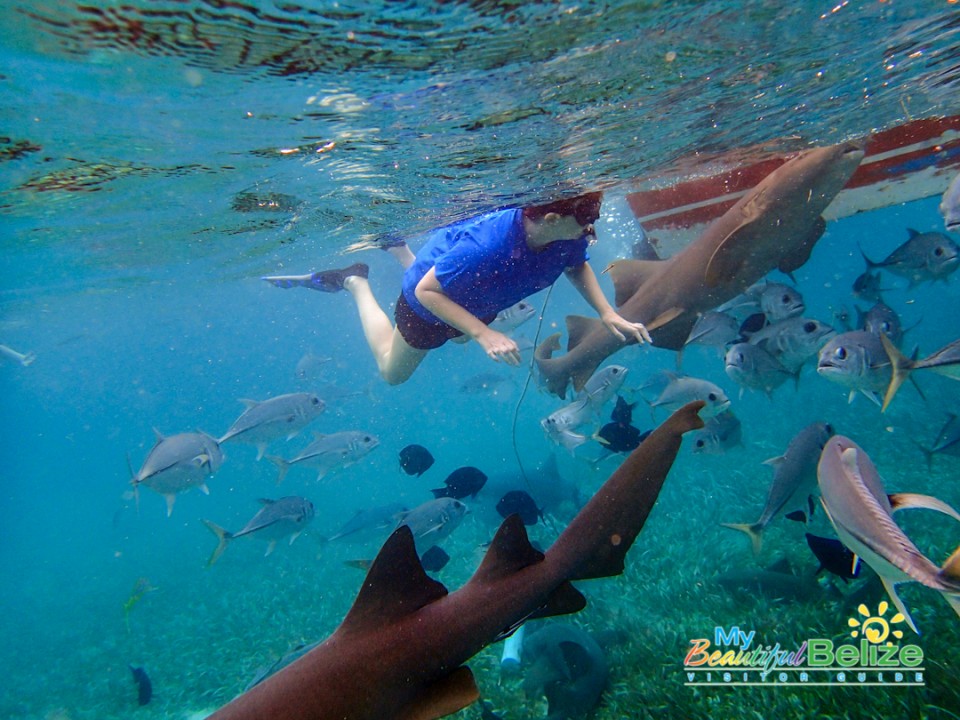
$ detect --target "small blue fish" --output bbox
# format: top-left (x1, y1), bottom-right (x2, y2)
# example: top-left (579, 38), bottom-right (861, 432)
top-left (399, 444), bottom-right (435, 477)
top-left (431, 466), bottom-right (487, 500)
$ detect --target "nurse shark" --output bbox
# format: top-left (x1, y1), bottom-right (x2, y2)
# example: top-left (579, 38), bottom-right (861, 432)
top-left (208, 401), bottom-right (705, 720)
top-left (536, 141), bottom-right (865, 397)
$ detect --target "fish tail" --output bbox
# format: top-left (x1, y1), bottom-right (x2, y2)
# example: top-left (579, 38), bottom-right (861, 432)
top-left (857, 242), bottom-right (879, 270)
top-left (879, 333), bottom-right (912, 413)
top-left (202, 519), bottom-right (231, 566)
top-left (267, 455), bottom-right (290, 484)
top-left (720, 522), bottom-right (764, 556)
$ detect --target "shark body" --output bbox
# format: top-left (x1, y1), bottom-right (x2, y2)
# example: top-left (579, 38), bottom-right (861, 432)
top-left (536, 141), bottom-right (865, 397)
top-left (209, 401), bottom-right (705, 720)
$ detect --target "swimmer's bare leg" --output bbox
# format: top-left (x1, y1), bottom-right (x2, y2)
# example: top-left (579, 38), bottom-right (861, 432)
top-left (344, 276), bottom-right (426, 385)
top-left (385, 244), bottom-right (415, 269)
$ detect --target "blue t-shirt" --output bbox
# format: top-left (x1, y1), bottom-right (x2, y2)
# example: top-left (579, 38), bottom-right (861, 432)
top-left (401, 208), bottom-right (590, 324)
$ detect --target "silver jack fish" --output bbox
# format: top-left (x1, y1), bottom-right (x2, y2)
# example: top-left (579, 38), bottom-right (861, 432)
top-left (722, 421), bottom-right (832, 554)
top-left (817, 435), bottom-right (960, 633)
top-left (203, 496), bottom-right (315, 565)
top-left (816, 330), bottom-right (891, 405)
top-left (219, 392), bottom-right (326, 460)
top-left (269, 430), bottom-right (379, 483)
top-left (131, 430), bottom-right (223, 516)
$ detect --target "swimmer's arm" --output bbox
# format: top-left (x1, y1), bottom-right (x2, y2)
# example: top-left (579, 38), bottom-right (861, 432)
top-left (564, 262), bottom-right (652, 344)
top-left (414, 268), bottom-right (521, 364)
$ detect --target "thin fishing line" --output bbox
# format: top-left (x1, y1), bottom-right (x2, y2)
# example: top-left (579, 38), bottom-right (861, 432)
top-left (509, 283), bottom-right (562, 537)
top-left (510, 283), bottom-right (552, 485)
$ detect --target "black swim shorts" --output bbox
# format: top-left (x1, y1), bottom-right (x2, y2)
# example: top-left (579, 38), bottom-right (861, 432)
top-left (395, 293), bottom-right (495, 350)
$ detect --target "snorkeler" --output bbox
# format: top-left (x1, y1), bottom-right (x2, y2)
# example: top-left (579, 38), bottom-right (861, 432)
top-left (264, 192), bottom-right (650, 385)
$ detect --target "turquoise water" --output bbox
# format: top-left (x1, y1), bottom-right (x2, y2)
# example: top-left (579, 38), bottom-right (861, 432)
top-left (2, 2), bottom-right (960, 719)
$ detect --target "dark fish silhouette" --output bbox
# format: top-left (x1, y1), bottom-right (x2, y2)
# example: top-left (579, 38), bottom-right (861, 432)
top-left (399, 444), bottom-right (435, 477)
top-left (496, 490), bottom-right (543, 526)
top-left (431, 466), bottom-right (487, 500)
top-left (421, 545), bottom-right (451, 573)
top-left (208, 402), bottom-right (705, 720)
top-left (805, 533), bottom-right (862, 582)
top-left (609, 395), bottom-right (636, 425)
top-left (535, 142), bottom-right (864, 397)
top-left (129, 665), bottom-right (152, 706)
top-left (595, 422), bottom-right (645, 454)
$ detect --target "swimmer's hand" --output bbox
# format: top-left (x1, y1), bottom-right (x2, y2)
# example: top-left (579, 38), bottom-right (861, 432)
top-left (601, 310), bottom-right (652, 345)
top-left (475, 327), bottom-right (522, 366)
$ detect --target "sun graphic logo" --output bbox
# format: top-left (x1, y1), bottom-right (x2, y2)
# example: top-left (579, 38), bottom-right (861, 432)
top-left (847, 601), bottom-right (906, 645)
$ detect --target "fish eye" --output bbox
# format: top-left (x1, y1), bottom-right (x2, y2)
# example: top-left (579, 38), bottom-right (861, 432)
top-left (825, 423), bottom-right (834, 434)
top-left (708, 392), bottom-right (717, 401)
top-left (364, 435), bottom-right (372, 442)
top-left (834, 347), bottom-right (847, 360)
top-left (781, 294), bottom-right (790, 303)
top-left (803, 321), bottom-right (817, 333)
top-left (311, 397), bottom-right (320, 405)
top-left (935, 247), bottom-right (944, 257)
top-left (696, 439), bottom-right (705, 448)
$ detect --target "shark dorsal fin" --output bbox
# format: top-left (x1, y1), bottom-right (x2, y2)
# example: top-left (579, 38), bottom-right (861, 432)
top-left (473, 514), bottom-right (544, 585)
top-left (341, 525), bottom-right (448, 631)
top-left (606, 259), bottom-right (664, 307)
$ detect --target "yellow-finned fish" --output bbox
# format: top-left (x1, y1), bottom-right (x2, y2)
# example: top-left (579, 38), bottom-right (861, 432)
top-left (817, 435), bottom-right (960, 633)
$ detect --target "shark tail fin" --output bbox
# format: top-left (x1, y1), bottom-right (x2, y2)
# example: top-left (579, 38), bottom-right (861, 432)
top-left (720, 522), bottom-right (764, 556)
top-left (880, 333), bottom-right (913, 413)
top-left (202, 520), bottom-right (232, 566)
top-left (534, 332), bottom-right (570, 399)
